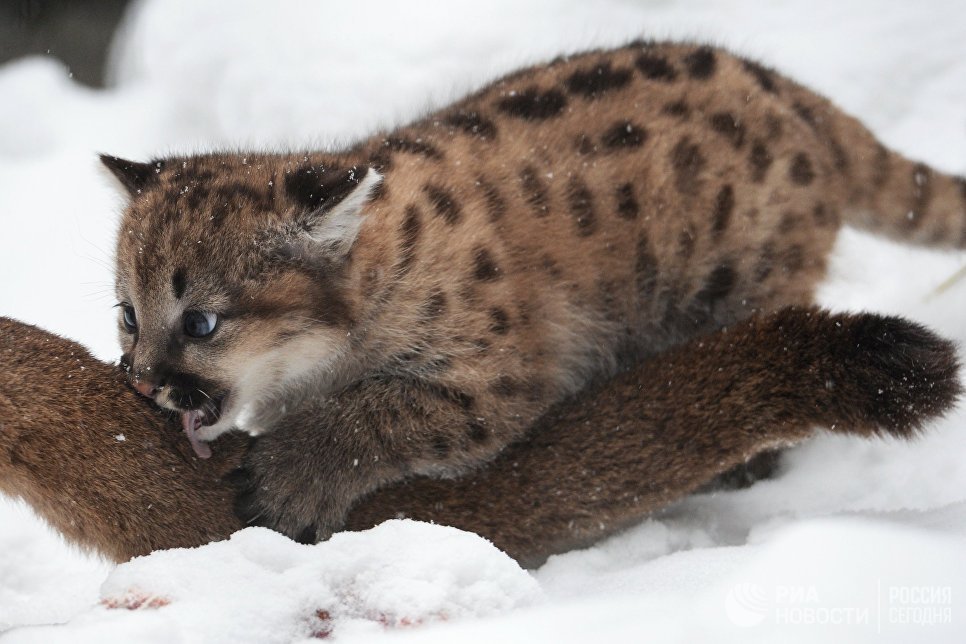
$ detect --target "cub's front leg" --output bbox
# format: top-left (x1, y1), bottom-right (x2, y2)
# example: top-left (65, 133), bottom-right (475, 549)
top-left (233, 375), bottom-right (510, 542)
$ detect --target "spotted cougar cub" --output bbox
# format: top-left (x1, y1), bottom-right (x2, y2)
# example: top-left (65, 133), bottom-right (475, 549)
top-left (104, 41), bottom-right (966, 542)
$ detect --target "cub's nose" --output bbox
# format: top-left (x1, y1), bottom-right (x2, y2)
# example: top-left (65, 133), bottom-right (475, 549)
top-left (132, 378), bottom-right (161, 398)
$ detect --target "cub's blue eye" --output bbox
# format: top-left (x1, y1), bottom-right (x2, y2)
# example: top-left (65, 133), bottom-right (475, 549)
top-left (121, 304), bottom-right (137, 333)
top-left (184, 310), bottom-right (218, 338)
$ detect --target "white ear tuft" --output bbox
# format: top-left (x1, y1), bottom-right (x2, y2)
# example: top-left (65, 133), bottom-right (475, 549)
top-left (305, 169), bottom-right (382, 255)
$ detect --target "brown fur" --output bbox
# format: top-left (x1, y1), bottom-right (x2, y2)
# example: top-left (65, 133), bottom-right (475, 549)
top-left (100, 41), bottom-right (966, 540)
top-left (0, 309), bottom-right (958, 566)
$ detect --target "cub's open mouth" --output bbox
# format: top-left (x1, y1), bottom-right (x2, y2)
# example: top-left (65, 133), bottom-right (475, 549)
top-left (180, 394), bottom-right (226, 460)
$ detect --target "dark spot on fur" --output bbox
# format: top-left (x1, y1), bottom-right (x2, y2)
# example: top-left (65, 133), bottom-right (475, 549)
top-left (430, 435), bottom-right (451, 458)
top-left (442, 110), bottom-right (498, 140)
top-left (427, 383), bottom-right (474, 411)
top-left (453, 390), bottom-right (475, 410)
top-left (171, 268), bottom-right (187, 299)
top-left (473, 247), bottom-right (501, 281)
top-left (565, 62), bottom-right (633, 98)
top-left (812, 202), bottom-right (839, 227)
top-left (490, 375), bottom-right (518, 397)
top-left (672, 264), bottom-right (737, 330)
top-left (741, 58), bottom-right (779, 93)
top-left (789, 153), bottom-right (815, 186)
top-left (909, 163), bottom-right (933, 228)
top-left (382, 137), bottom-right (442, 160)
top-left (829, 137), bottom-right (849, 173)
top-left (670, 137), bottom-right (706, 196)
top-left (566, 177), bottom-right (596, 236)
top-left (397, 205), bottom-right (421, 274)
top-left (792, 101), bottom-right (816, 129)
top-left (541, 254), bottom-right (563, 279)
top-left (184, 185), bottom-right (208, 211)
top-left (711, 185), bottom-right (735, 240)
top-left (574, 133), bottom-right (596, 155)
top-left (519, 165), bottom-right (549, 216)
top-left (208, 202), bottom-right (229, 228)
top-left (183, 168), bottom-right (214, 185)
top-left (708, 112), bottom-right (745, 149)
top-left (615, 183), bottom-right (639, 220)
top-left (662, 100), bottom-right (690, 118)
top-left (694, 263), bottom-right (737, 306)
top-left (601, 120), bottom-right (647, 150)
top-left (467, 421), bottom-right (489, 443)
top-left (212, 183), bottom-right (265, 210)
top-left (779, 210), bottom-right (800, 234)
top-left (635, 235), bottom-right (659, 299)
top-left (265, 175), bottom-right (276, 204)
top-left (476, 178), bottom-right (507, 222)
top-left (635, 53), bottom-right (678, 81)
top-left (367, 149), bottom-right (393, 172)
top-left (420, 290), bottom-right (447, 320)
top-left (489, 308), bottom-right (510, 334)
top-left (423, 184), bottom-right (461, 225)
top-left (497, 86), bottom-right (567, 120)
top-left (683, 46), bottom-right (716, 79)
top-left (749, 140), bottom-right (773, 183)
top-left (791, 101), bottom-right (848, 171)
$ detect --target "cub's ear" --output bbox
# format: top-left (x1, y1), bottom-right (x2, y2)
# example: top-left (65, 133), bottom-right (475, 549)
top-left (284, 164), bottom-right (382, 258)
top-left (99, 154), bottom-right (162, 196)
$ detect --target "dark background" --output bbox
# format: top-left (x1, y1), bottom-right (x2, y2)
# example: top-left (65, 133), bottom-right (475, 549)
top-left (1, 0), bottom-right (131, 86)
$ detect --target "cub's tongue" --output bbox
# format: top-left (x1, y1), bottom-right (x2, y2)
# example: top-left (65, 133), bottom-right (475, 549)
top-left (181, 410), bottom-right (212, 460)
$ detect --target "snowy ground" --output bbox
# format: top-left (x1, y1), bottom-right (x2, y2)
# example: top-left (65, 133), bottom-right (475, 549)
top-left (2, 0), bottom-right (966, 641)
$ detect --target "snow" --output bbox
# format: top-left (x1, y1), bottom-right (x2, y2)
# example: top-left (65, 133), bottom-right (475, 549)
top-left (2, 522), bottom-right (541, 643)
top-left (1, 0), bottom-right (966, 641)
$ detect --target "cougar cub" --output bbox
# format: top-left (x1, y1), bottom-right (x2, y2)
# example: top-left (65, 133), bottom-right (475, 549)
top-left (102, 41), bottom-right (966, 541)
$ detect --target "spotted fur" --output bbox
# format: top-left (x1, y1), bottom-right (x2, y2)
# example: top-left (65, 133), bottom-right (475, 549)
top-left (103, 40), bottom-right (966, 541)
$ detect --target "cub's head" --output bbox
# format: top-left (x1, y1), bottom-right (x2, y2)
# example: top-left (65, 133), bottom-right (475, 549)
top-left (103, 152), bottom-right (381, 440)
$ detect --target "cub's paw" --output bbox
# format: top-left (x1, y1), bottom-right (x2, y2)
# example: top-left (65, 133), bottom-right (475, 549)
top-left (827, 313), bottom-right (961, 437)
top-left (226, 437), bottom-right (352, 544)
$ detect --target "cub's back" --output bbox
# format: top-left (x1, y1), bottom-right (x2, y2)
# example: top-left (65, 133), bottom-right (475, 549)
top-left (350, 41), bottom-right (843, 386)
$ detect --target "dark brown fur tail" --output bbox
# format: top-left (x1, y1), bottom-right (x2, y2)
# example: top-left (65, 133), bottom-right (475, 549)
top-left (0, 310), bottom-right (958, 567)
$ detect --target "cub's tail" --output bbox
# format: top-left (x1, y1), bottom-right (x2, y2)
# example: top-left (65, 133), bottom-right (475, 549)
top-left (783, 85), bottom-right (966, 248)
